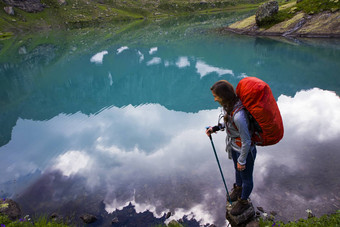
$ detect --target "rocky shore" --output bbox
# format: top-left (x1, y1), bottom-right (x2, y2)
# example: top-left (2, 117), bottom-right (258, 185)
top-left (0, 198), bottom-right (203, 226)
top-left (222, 1), bottom-right (340, 38)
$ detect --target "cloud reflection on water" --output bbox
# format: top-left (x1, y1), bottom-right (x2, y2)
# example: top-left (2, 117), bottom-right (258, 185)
top-left (90, 51), bottom-right (108, 64)
top-left (195, 60), bottom-right (234, 78)
top-left (253, 88), bottom-right (340, 220)
top-left (1, 88), bottom-right (340, 226)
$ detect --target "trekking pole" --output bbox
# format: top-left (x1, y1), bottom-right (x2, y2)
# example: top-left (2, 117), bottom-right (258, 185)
top-left (206, 127), bottom-right (232, 204)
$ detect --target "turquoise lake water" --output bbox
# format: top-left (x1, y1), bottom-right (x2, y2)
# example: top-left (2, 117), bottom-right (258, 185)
top-left (1, 11), bottom-right (340, 226)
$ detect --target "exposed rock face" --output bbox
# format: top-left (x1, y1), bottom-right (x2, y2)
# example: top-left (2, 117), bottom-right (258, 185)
top-left (2, 0), bottom-right (45, 13)
top-left (255, 0), bottom-right (279, 26)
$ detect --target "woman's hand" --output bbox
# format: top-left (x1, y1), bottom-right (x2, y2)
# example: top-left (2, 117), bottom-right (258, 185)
top-left (237, 162), bottom-right (246, 171)
top-left (206, 127), bottom-right (213, 137)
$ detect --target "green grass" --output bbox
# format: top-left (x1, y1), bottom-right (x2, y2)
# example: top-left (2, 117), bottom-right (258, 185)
top-left (296, 0), bottom-right (340, 14)
top-left (259, 210), bottom-right (340, 227)
top-left (0, 214), bottom-right (71, 227)
top-left (258, 0), bottom-right (340, 28)
top-left (0, 32), bottom-right (13, 39)
top-left (257, 6), bottom-right (294, 28)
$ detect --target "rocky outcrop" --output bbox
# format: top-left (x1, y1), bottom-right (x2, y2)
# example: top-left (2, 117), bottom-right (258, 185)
top-left (224, 10), bottom-right (340, 38)
top-left (2, 0), bottom-right (45, 13)
top-left (226, 200), bottom-right (256, 226)
top-left (255, 1), bottom-right (279, 26)
top-left (0, 199), bottom-right (22, 221)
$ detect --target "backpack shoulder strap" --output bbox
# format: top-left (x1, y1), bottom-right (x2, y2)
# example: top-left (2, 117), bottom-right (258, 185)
top-left (230, 106), bottom-right (244, 131)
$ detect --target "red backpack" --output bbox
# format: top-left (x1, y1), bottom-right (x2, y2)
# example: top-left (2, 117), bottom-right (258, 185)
top-left (235, 77), bottom-right (284, 146)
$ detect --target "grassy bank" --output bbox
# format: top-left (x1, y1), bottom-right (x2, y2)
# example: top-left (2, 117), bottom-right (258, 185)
top-left (1, 211), bottom-right (340, 227)
top-left (0, 214), bottom-right (69, 227)
top-left (259, 210), bottom-right (340, 227)
top-left (257, 0), bottom-right (340, 28)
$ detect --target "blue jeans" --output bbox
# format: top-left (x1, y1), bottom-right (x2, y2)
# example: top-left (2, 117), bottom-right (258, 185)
top-left (231, 147), bottom-right (257, 200)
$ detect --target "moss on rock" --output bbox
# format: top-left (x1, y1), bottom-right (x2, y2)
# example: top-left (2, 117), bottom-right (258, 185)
top-left (225, 0), bottom-right (340, 37)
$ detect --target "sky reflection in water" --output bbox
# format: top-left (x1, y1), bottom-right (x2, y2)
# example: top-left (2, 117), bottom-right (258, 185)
top-left (1, 88), bottom-right (340, 225)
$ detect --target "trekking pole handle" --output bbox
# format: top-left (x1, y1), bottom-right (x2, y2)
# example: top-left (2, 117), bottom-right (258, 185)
top-left (205, 126), bottom-right (213, 139)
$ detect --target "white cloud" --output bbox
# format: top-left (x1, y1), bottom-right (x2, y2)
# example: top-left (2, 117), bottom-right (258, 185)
top-left (195, 60), bottom-right (234, 78)
top-left (147, 57), bottom-right (162, 66)
top-left (176, 57), bottom-right (190, 68)
top-left (277, 88), bottom-right (340, 142)
top-left (252, 88), bottom-right (340, 220)
top-left (137, 50), bottom-right (144, 63)
top-left (149, 47), bottom-right (158, 55)
top-left (117, 46), bottom-right (129, 54)
top-left (166, 204), bottom-right (218, 226)
top-left (53, 150), bottom-right (91, 177)
top-left (90, 51), bottom-right (108, 64)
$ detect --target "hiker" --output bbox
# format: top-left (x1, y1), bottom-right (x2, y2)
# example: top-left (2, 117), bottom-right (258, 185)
top-left (206, 80), bottom-right (256, 216)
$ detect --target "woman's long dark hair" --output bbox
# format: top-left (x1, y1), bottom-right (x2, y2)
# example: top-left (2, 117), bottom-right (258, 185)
top-left (210, 80), bottom-right (239, 115)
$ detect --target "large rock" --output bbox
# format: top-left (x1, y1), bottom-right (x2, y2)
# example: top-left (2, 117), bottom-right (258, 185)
top-left (0, 199), bottom-right (21, 221)
top-left (2, 0), bottom-right (45, 13)
top-left (226, 200), bottom-right (255, 226)
top-left (255, 1), bottom-right (279, 26)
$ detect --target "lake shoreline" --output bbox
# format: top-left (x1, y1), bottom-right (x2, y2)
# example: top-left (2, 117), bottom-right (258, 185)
top-left (221, 11), bottom-right (340, 38)
top-left (221, 0), bottom-right (340, 39)
top-left (1, 198), bottom-right (339, 226)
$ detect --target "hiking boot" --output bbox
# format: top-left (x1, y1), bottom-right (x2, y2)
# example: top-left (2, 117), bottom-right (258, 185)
top-left (228, 184), bottom-right (242, 202)
top-left (230, 198), bottom-right (250, 216)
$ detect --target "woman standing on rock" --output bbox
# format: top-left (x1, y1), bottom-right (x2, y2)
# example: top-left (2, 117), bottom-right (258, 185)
top-left (206, 80), bottom-right (256, 216)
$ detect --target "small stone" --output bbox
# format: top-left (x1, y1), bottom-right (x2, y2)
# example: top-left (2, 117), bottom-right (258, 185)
top-left (18, 46), bottom-right (27, 55)
top-left (111, 217), bottom-right (119, 223)
top-left (4, 6), bottom-right (14, 15)
top-left (165, 212), bottom-right (171, 219)
top-left (257, 207), bottom-right (264, 213)
top-left (57, 0), bottom-right (67, 5)
top-left (80, 214), bottom-right (97, 224)
top-left (50, 213), bottom-right (59, 219)
top-left (50, 213), bottom-right (63, 223)
top-left (270, 211), bottom-right (277, 216)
